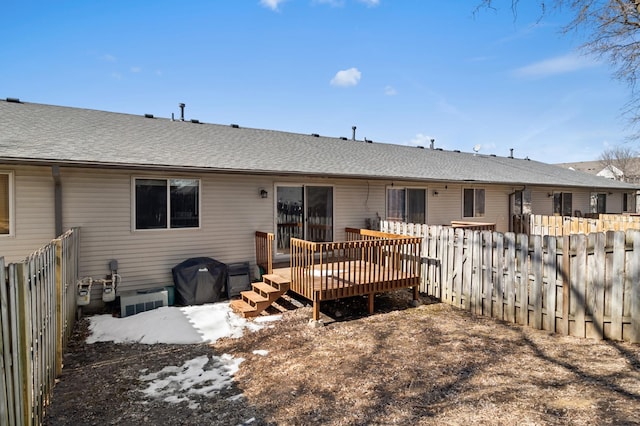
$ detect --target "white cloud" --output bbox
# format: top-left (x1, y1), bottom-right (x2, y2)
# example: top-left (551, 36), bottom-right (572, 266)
top-left (357, 0), bottom-right (380, 6)
top-left (330, 67), bottom-right (361, 87)
top-left (384, 85), bottom-right (397, 96)
top-left (101, 54), bottom-right (117, 62)
top-left (131, 66), bottom-right (142, 73)
top-left (260, 0), bottom-right (286, 11)
top-left (111, 72), bottom-right (122, 80)
top-left (513, 53), bottom-right (599, 79)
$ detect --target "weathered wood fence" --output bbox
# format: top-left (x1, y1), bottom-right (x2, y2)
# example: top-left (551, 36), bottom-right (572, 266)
top-left (513, 214), bottom-right (640, 237)
top-left (1, 228), bottom-right (79, 426)
top-left (381, 221), bottom-right (639, 343)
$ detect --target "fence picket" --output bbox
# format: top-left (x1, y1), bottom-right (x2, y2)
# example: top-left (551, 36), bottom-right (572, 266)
top-left (631, 231), bottom-right (640, 344)
top-left (381, 220), bottom-right (638, 343)
top-left (610, 231), bottom-right (625, 341)
top-left (544, 236), bottom-right (557, 333)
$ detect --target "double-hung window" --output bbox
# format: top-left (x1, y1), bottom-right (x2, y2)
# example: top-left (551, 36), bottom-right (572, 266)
top-left (386, 187), bottom-right (426, 224)
top-left (134, 178), bottom-right (200, 230)
top-left (463, 188), bottom-right (485, 218)
top-left (0, 172), bottom-right (13, 235)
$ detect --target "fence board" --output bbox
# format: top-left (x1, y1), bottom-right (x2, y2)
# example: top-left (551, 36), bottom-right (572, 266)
top-left (0, 258), bottom-right (10, 426)
top-left (381, 221), bottom-right (639, 343)
top-left (631, 232), bottom-right (640, 343)
top-left (610, 231), bottom-right (625, 341)
top-left (544, 236), bottom-right (557, 333)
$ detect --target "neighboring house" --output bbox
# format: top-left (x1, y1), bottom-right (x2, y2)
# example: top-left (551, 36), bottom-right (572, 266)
top-left (558, 159), bottom-right (640, 213)
top-left (1, 99), bottom-right (637, 302)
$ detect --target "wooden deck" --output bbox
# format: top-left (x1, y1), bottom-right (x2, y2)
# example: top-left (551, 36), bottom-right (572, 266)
top-left (257, 228), bottom-right (422, 320)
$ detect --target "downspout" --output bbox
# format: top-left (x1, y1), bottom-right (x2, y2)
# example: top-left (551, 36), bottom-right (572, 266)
top-left (52, 165), bottom-right (62, 237)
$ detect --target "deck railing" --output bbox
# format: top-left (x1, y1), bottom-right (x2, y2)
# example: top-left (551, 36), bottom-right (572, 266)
top-left (255, 231), bottom-right (274, 275)
top-left (289, 230), bottom-right (422, 303)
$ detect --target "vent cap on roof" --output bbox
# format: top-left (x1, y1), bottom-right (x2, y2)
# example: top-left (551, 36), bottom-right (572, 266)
top-left (311, 133), bottom-right (320, 137)
top-left (190, 119), bottom-right (200, 124)
top-left (6, 97), bottom-right (21, 103)
top-left (144, 113), bottom-right (154, 118)
top-left (230, 124), bottom-right (240, 128)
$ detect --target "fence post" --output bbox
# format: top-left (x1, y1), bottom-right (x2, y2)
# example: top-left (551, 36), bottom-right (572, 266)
top-left (15, 263), bottom-right (32, 426)
top-left (55, 239), bottom-right (64, 377)
top-left (561, 235), bottom-right (570, 335)
top-left (631, 231), bottom-right (640, 344)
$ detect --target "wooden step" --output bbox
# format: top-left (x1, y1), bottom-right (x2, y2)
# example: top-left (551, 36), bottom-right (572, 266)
top-left (230, 299), bottom-right (259, 318)
top-left (241, 290), bottom-right (269, 307)
top-left (262, 274), bottom-right (290, 291)
top-left (252, 281), bottom-right (281, 298)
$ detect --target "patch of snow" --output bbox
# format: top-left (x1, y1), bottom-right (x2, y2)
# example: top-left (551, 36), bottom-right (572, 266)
top-left (86, 302), bottom-right (281, 344)
top-left (139, 354), bottom-right (244, 409)
top-left (252, 349), bottom-right (269, 356)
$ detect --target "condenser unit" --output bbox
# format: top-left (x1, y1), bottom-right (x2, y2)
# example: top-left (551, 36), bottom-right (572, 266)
top-left (120, 289), bottom-right (168, 318)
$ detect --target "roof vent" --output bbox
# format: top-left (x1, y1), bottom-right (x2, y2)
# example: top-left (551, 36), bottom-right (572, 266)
top-left (454, 150), bottom-right (460, 153)
top-left (6, 97), bottom-right (21, 103)
top-left (435, 148), bottom-right (443, 151)
top-left (230, 124), bottom-right (240, 128)
top-left (311, 133), bottom-right (320, 137)
top-left (340, 137), bottom-right (347, 140)
top-left (417, 145), bottom-right (424, 149)
top-left (190, 119), bottom-right (200, 124)
top-left (179, 103), bottom-right (185, 121)
top-left (490, 154), bottom-right (496, 157)
top-left (144, 113), bottom-right (154, 119)
top-left (364, 138), bottom-right (372, 143)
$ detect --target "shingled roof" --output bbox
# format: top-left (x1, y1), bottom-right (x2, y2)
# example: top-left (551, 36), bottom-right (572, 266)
top-left (0, 99), bottom-right (636, 190)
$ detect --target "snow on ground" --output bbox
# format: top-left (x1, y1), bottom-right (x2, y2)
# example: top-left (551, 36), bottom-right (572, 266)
top-left (87, 302), bottom-right (279, 344)
top-left (86, 302), bottom-right (280, 412)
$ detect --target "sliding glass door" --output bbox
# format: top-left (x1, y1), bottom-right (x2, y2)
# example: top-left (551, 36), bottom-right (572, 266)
top-left (276, 185), bottom-right (333, 255)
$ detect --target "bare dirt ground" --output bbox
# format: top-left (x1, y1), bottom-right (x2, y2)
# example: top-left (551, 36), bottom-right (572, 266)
top-left (45, 291), bottom-right (640, 425)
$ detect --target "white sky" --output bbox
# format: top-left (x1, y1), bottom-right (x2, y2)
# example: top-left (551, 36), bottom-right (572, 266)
top-left (88, 302), bottom-right (280, 415)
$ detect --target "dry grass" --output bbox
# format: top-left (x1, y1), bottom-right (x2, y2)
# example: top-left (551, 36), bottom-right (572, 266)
top-left (46, 291), bottom-right (640, 425)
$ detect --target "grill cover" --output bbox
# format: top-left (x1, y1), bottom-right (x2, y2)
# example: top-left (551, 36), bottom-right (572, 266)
top-left (171, 257), bottom-right (228, 305)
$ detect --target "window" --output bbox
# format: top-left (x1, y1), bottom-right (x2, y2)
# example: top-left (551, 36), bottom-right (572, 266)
top-left (590, 193), bottom-right (606, 214)
top-left (513, 189), bottom-right (532, 215)
top-left (553, 192), bottom-right (573, 216)
top-left (623, 193), bottom-right (636, 212)
top-left (134, 178), bottom-right (199, 230)
top-left (463, 188), bottom-right (485, 218)
top-left (386, 188), bottom-right (426, 223)
top-left (0, 172), bottom-right (12, 235)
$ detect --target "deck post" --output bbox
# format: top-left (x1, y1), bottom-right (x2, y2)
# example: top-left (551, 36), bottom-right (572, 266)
top-left (313, 300), bottom-right (320, 321)
top-left (413, 285), bottom-right (419, 301)
top-left (368, 293), bottom-right (375, 314)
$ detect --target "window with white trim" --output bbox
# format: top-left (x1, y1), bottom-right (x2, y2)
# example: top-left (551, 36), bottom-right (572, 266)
top-left (134, 178), bottom-right (200, 230)
top-left (386, 187), bottom-right (426, 223)
top-left (0, 172), bottom-right (12, 235)
top-left (463, 188), bottom-right (485, 218)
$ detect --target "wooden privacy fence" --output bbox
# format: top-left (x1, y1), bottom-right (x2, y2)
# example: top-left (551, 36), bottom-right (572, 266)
top-left (381, 220), bottom-right (640, 343)
top-left (1, 228), bottom-right (79, 426)
top-left (513, 214), bottom-right (640, 237)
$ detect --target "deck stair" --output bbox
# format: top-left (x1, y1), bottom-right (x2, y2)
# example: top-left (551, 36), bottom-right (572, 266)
top-left (230, 274), bottom-right (290, 318)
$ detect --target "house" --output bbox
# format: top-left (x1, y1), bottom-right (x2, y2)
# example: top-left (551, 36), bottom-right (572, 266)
top-left (1, 98), bottom-right (637, 308)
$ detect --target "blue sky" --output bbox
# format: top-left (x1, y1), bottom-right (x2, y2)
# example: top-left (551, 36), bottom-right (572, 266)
top-left (1, 0), bottom-right (631, 162)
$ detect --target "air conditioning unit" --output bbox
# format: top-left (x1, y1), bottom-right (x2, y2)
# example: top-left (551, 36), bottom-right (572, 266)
top-left (227, 262), bottom-right (251, 297)
top-left (120, 289), bottom-right (168, 318)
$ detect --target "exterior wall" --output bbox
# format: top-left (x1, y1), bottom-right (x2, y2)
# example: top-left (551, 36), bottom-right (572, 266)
top-left (0, 165), bottom-right (55, 262)
top-left (426, 183), bottom-right (511, 233)
top-left (2, 165), bottom-right (635, 306)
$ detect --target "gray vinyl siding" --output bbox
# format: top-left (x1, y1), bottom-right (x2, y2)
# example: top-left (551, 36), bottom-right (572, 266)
top-left (0, 166), bottom-right (55, 262)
